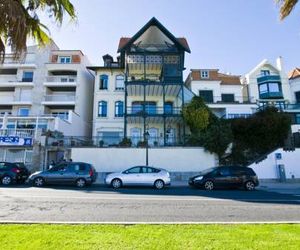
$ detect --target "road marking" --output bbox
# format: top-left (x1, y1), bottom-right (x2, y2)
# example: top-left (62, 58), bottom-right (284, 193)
top-left (1, 194), bottom-right (300, 203)
top-left (0, 220), bottom-right (300, 224)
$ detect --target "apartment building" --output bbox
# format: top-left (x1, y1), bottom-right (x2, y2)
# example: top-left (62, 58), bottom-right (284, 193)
top-left (185, 69), bottom-right (257, 118)
top-left (88, 18), bottom-right (191, 147)
top-left (0, 43), bottom-right (94, 167)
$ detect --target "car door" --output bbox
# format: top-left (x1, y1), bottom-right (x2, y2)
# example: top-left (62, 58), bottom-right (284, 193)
top-left (212, 168), bottom-right (232, 188)
top-left (138, 167), bottom-right (155, 185)
top-left (47, 164), bottom-right (68, 184)
top-left (122, 167), bottom-right (142, 185)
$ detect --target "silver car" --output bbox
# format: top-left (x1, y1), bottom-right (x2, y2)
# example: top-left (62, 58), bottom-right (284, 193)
top-left (105, 166), bottom-right (171, 189)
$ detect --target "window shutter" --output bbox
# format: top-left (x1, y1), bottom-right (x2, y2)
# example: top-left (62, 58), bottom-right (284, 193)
top-left (51, 55), bottom-right (58, 63)
top-left (72, 55), bottom-right (81, 63)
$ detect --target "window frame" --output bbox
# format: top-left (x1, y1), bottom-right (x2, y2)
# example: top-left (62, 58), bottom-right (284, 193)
top-left (98, 101), bottom-right (108, 117)
top-left (115, 101), bottom-right (124, 117)
top-left (115, 75), bottom-right (125, 90)
top-left (201, 70), bottom-right (209, 79)
top-left (59, 56), bottom-right (71, 64)
top-left (99, 74), bottom-right (109, 90)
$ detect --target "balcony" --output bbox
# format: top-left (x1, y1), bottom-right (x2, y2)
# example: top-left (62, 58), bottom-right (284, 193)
top-left (257, 74), bottom-right (281, 84)
top-left (1, 53), bottom-right (36, 67)
top-left (42, 94), bottom-right (76, 106)
top-left (0, 76), bottom-right (34, 87)
top-left (126, 106), bottom-right (182, 116)
top-left (200, 96), bottom-right (256, 104)
top-left (0, 94), bottom-right (32, 105)
top-left (43, 75), bottom-right (77, 87)
top-left (0, 129), bottom-right (36, 138)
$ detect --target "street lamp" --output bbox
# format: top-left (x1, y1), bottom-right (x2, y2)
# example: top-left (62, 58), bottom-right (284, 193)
top-left (144, 130), bottom-right (150, 166)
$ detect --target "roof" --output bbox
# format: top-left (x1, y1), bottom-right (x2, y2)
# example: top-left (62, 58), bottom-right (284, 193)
top-left (190, 69), bottom-right (241, 85)
top-left (87, 66), bottom-right (124, 71)
top-left (289, 68), bottom-right (300, 80)
top-left (117, 17), bottom-right (190, 53)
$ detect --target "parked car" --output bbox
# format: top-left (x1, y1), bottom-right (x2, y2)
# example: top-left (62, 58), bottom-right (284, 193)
top-left (105, 166), bottom-right (171, 189)
top-left (28, 162), bottom-right (97, 188)
top-left (0, 162), bottom-right (30, 185)
top-left (188, 166), bottom-right (259, 191)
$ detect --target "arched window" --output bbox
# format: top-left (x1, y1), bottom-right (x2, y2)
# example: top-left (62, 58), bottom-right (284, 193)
top-left (115, 75), bottom-right (124, 90)
top-left (98, 101), bottom-right (107, 117)
top-left (115, 101), bottom-right (124, 117)
top-left (99, 74), bottom-right (108, 90)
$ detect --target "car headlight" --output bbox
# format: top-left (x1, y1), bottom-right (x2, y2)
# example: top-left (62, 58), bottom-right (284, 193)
top-left (194, 176), bottom-right (203, 181)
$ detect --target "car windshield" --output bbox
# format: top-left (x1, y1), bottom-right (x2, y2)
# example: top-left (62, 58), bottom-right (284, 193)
top-left (199, 167), bottom-right (218, 175)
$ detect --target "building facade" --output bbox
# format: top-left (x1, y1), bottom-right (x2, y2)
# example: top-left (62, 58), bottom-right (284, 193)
top-left (0, 43), bottom-right (94, 167)
top-left (89, 18), bottom-right (191, 147)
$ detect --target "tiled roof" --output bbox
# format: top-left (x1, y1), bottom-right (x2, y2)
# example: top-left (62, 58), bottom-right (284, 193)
top-left (289, 68), bottom-right (300, 80)
top-left (117, 37), bottom-right (190, 52)
top-left (190, 70), bottom-right (241, 85)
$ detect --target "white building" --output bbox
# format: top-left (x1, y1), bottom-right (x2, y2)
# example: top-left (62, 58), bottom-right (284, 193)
top-left (185, 69), bottom-right (257, 118)
top-left (88, 18), bottom-right (191, 147)
top-left (0, 43), bottom-right (94, 167)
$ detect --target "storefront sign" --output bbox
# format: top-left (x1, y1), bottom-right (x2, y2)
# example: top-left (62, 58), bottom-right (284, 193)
top-left (0, 136), bottom-right (33, 146)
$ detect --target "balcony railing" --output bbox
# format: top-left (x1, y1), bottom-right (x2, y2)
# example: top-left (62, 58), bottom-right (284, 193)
top-left (201, 96), bottom-right (255, 104)
top-left (257, 74), bottom-right (281, 84)
top-left (46, 136), bottom-right (186, 148)
top-left (44, 95), bottom-right (76, 102)
top-left (0, 129), bottom-right (36, 138)
top-left (2, 53), bottom-right (36, 64)
top-left (126, 106), bottom-right (182, 116)
top-left (45, 76), bottom-right (77, 83)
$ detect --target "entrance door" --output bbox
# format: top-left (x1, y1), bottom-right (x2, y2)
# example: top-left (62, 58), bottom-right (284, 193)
top-left (148, 128), bottom-right (158, 146)
top-left (166, 128), bottom-right (175, 145)
top-left (130, 128), bottom-right (141, 146)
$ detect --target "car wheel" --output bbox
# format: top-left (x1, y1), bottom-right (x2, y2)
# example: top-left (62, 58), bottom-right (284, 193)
top-left (111, 178), bottom-right (122, 189)
top-left (154, 179), bottom-right (165, 190)
top-left (33, 177), bottom-right (44, 187)
top-left (2, 175), bottom-right (12, 185)
top-left (204, 180), bottom-right (214, 191)
top-left (245, 181), bottom-right (255, 191)
top-left (76, 178), bottom-right (86, 188)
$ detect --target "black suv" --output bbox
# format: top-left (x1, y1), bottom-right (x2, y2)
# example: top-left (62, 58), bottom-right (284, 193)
top-left (188, 166), bottom-right (259, 191)
top-left (0, 162), bottom-right (30, 185)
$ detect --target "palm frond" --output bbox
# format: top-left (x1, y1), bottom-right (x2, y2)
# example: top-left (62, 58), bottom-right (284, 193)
top-left (276, 0), bottom-right (299, 20)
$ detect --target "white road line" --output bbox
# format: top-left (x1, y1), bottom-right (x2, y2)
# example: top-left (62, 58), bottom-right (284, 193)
top-left (1, 194), bottom-right (300, 202)
top-left (0, 220), bottom-right (300, 224)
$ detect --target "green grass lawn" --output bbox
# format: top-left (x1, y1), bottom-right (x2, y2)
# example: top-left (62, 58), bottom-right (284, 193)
top-left (0, 224), bottom-right (299, 250)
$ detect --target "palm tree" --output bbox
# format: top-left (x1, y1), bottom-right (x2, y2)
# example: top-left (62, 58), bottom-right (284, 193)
top-left (0, 0), bottom-right (76, 62)
top-left (277, 0), bottom-right (299, 20)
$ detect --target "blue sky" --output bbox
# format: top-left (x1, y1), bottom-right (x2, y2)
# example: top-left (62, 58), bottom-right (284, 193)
top-left (39, 0), bottom-right (300, 76)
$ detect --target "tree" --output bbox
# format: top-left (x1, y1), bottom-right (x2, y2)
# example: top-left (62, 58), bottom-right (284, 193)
top-left (0, 0), bottom-right (76, 62)
top-left (202, 119), bottom-right (233, 164)
top-left (182, 96), bottom-right (216, 135)
top-left (230, 107), bottom-right (291, 164)
top-left (277, 0), bottom-right (299, 20)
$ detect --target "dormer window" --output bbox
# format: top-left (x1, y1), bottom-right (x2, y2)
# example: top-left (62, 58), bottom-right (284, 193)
top-left (201, 70), bottom-right (209, 79)
top-left (59, 56), bottom-right (71, 64)
top-left (261, 70), bottom-right (270, 76)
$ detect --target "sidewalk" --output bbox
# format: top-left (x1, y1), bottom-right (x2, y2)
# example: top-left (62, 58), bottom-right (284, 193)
top-left (258, 181), bottom-right (300, 195)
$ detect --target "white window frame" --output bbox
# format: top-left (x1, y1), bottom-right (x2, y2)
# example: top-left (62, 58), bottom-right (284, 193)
top-left (201, 70), bottom-right (209, 79)
top-left (59, 56), bottom-right (71, 64)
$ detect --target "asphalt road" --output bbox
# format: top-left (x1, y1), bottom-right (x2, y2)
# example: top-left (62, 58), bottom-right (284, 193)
top-left (0, 185), bottom-right (299, 223)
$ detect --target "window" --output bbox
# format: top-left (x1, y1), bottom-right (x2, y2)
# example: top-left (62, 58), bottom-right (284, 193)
top-left (295, 92), bottom-right (300, 104)
top-left (115, 75), bottom-right (124, 90)
top-left (219, 168), bottom-right (231, 176)
top-left (261, 70), bottom-right (270, 76)
top-left (201, 70), bottom-right (209, 78)
top-left (221, 94), bottom-right (235, 103)
top-left (72, 164), bottom-right (86, 172)
top-left (164, 102), bottom-right (173, 114)
top-left (98, 101), bottom-right (107, 117)
top-left (131, 101), bottom-right (156, 114)
top-left (199, 90), bottom-right (214, 103)
top-left (59, 56), bottom-right (71, 64)
top-left (22, 71), bottom-right (34, 82)
top-left (259, 84), bottom-right (268, 94)
top-left (100, 75), bottom-right (108, 90)
top-left (52, 111), bottom-right (69, 120)
top-left (18, 108), bottom-right (29, 117)
top-left (126, 167), bottom-right (141, 174)
top-left (268, 83), bottom-right (280, 92)
top-left (115, 101), bottom-right (124, 117)
top-left (295, 114), bottom-right (300, 124)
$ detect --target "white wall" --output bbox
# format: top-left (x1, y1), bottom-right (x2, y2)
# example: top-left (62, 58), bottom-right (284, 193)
top-left (71, 147), bottom-right (217, 172)
top-left (249, 148), bottom-right (300, 179)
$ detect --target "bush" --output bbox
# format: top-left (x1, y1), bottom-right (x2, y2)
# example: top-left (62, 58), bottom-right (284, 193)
top-left (119, 137), bottom-right (132, 147)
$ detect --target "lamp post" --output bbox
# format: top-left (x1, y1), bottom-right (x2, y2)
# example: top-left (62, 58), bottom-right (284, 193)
top-left (144, 130), bottom-right (150, 166)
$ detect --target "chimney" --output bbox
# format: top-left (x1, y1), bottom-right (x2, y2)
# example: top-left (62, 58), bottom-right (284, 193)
top-left (276, 56), bottom-right (284, 72)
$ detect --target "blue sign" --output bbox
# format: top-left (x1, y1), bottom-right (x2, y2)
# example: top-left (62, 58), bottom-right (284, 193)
top-left (0, 136), bottom-right (33, 146)
top-left (275, 153), bottom-right (282, 160)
